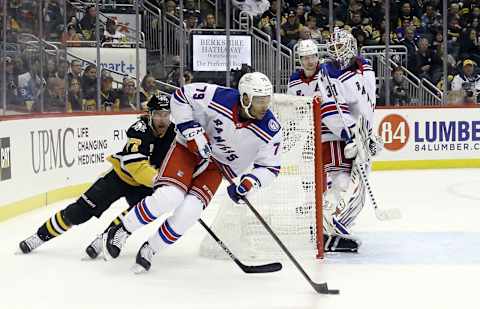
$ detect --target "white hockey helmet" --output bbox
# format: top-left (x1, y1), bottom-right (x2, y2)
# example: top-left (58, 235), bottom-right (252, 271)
top-left (296, 39), bottom-right (319, 57)
top-left (326, 27), bottom-right (358, 69)
top-left (238, 72), bottom-right (273, 119)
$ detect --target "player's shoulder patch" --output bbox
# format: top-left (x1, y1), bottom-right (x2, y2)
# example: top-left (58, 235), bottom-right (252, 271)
top-left (132, 119), bottom-right (147, 132)
top-left (127, 117), bottom-right (154, 140)
top-left (251, 110), bottom-right (281, 140)
top-left (211, 87), bottom-right (240, 112)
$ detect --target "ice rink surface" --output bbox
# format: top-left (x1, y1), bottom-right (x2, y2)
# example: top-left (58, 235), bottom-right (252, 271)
top-left (1, 168), bottom-right (479, 309)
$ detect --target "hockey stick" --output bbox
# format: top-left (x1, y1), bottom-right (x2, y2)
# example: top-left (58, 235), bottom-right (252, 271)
top-left (198, 218), bottom-right (282, 273)
top-left (212, 159), bottom-right (339, 295)
top-left (322, 67), bottom-right (401, 221)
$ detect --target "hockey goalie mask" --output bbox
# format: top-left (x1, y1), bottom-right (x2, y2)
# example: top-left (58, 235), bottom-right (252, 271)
top-left (238, 72), bottom-right (273, 120)
top-left (297, 39), bottom-right (319, 72)
top-left (326, 28), bottom-right (358, 70)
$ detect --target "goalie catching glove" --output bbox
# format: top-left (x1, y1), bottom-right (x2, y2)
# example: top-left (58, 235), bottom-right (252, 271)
top-left (178, 121), bottom-right (212, 159)
top-left (227, 174), bottom-right (260, 204)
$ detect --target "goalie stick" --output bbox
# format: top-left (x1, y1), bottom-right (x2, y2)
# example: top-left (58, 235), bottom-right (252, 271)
top-left (198, 219), bottom-right (282, 274)
top-left (321, 66), bottom-right (401, 221)
top-left (213, 159), bottom-right (339, 295)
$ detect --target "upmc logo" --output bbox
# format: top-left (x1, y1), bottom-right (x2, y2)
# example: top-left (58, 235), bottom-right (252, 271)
top-left (0, 137), bottom-right (12, 181)
top-left (378, 114), bottom-right (410, 151)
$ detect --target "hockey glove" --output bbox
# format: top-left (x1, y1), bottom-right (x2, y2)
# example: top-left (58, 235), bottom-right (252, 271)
top-left (179, 121), bottom-right (212, 159)
top-left (227, 174), bottom-right (258, 204)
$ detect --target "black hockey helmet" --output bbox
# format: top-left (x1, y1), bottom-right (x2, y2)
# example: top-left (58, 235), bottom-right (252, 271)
top-left (147, 94), bottom-right (170, 112)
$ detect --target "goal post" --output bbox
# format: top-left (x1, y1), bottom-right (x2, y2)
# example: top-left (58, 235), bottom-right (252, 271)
top-left (199, 94), bottom-right (324, 261)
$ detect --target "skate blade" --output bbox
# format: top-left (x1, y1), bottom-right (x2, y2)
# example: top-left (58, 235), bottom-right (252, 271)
top-left (131, 263), bottom-right (148, 275)
top-left (81, 253), bottom-right (104, 261)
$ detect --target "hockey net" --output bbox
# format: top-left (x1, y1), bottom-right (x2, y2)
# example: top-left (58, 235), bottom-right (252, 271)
top-left (199, 94), bottom-right (324, 261)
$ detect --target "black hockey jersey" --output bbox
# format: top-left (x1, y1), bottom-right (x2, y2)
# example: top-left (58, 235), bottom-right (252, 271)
top-left (108, 115), bottom-right (176, 187)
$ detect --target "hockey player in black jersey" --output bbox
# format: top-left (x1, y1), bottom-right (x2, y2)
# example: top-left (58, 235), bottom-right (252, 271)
top-left (19, 94), bottom-right (176, 257)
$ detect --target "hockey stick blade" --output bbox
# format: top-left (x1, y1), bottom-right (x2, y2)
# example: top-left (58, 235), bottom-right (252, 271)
top-left (375, 208), bottom-right (402, 221)
top-left (313, 282), bottom-right (340, 295)
top-left (198, 219), bottom-right (282, 274)
top-left (240, 262), bottom-right (283, 274)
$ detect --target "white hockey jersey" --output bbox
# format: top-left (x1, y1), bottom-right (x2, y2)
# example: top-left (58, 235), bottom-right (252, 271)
top-left (171, 83), bottom-right (282, 189)
top-left (286, 65), bottom-right (321, 97)
top-left (316, 57), bottom-right (376, 142)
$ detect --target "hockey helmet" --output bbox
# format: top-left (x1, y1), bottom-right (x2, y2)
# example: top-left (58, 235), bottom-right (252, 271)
top-left (296, 39), bottom-right (319, 57)
top-left (147, 94), bottom-right (170, 112)
top-left (238, 72), bottom-right (273, 119)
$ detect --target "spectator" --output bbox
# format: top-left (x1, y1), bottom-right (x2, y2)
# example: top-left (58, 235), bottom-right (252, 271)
top-left (61, 23), bottom-right (82, 47)
top-left (299, 26), bottom-right (312, 41)
top-left (305, 15), bottom-right (323, 43)
top-left (17, 58), bottom-right (46, 112)
top-left (67, 16), bottom-right (82, 34)
top-left (184, 70), bottom-right (193, 84)
top-left (389, 66), bottom-right (410, 105)
top-left (140, 74), bottom-right (160, 105)
top-left (200, 13), bottom-right (218, 29)
top-left (45, 58), bottom-right (58, 80)
top-left (44, 0), bottom-right (63, 40)
top-left (185, 11), bottom-right (199, 31)
top-left (459, 28), bottom-right (480, 65)
top-left (295, 3), bottom-right (306, 25)
top-left (420, 3), bottom-right (441, 35)
top-left (68, 60), bottom-right (83, 82)
top-left (56, 60), bottom-right (68, 80)
top-left (415, 37), bottom-right (434, 81)
top-left (81, 64), bottom-right (97, 110)
top-left (67, 77), bottom-right (82, 112)
top-left (183, 0), bottom-right (202, 24)
top-left (115, 77), bottom-right (139, 110)
top-left (307, 0), bottom-right (329, 29)
top-left (100, 71), bottom-right (117, 111)
top-left (165, 0), bottom-right (177, 17)
top-left (281, 9), bottom-right (303, 49)
top-left (80, 5), bottom-right (97, 40)
top-left (102, 18), bottom-right (127, 46)
top-left (401, 25), bottom-right (418, 72)
top-left (396, 2), bottom-right (421, 29)
top-left (44, 77), bottom-right (66, 112)
top-left (451, 59), bottom-right (480, 103)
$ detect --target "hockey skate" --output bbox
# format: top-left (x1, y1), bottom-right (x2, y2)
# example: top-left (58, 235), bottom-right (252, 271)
top-left (19, 234), bottom-right (45, 254)
top-left (85, 234), bottom-right (103, 259)
top-left (131, 242), bottom-right (155, 274)
top-left (103, 223), bottom-right (131, 260)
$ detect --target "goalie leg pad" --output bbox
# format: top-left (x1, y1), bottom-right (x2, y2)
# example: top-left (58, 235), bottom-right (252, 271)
top-left (336, 164), bottom-right (367, 229)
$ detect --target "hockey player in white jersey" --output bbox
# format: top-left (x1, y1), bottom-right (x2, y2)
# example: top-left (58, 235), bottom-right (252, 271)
top-left (315, 28), bottom-right (382, 252)
top-left (101, 72), bottom-right (282, 272)
top-left (287, 39), bottom-right (320, 97)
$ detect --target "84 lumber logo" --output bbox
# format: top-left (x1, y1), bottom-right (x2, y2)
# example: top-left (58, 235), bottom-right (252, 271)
top-left (0, 137), bottom-right (11, 181)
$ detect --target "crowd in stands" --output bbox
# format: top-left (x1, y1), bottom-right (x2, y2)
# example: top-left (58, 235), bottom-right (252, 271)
top-left (2, 0), bottom-right (480, 113)
top-left (0, 54), bottom-right (167, 113)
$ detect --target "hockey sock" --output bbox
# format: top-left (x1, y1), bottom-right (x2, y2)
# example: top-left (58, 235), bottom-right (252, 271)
top-left (122, 185), bottom-right (185, 232)
top-left (147, 194), bottom-right (203, 252)
top-left (37, 209), bottom-right (72, 241)
top-left (148, 219), bottom-right (182, 252)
